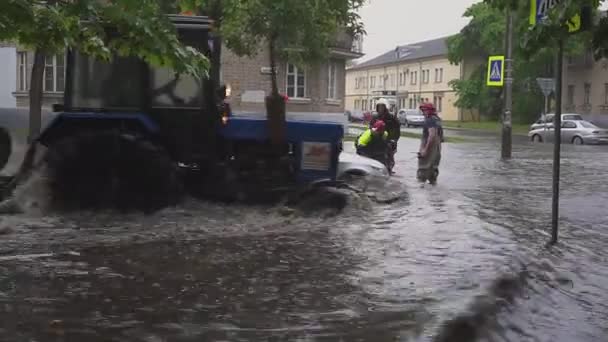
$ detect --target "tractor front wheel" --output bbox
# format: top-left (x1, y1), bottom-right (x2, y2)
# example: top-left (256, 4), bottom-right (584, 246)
top-left (44, 131), bottom-right (183, 212)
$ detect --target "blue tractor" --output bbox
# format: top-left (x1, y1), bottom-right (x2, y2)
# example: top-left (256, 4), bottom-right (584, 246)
top-left (31, 15), bottom-right (344, 211)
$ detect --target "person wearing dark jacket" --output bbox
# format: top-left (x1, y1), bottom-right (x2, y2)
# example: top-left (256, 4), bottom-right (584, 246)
top-left (369, 98), bottom-right (399, 172)
top-left (369, 98), bottom-right (400, 141)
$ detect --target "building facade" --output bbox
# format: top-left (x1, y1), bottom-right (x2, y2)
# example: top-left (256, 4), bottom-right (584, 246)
top-left (562, 51), bottom-right (608, 116)
top-left (222, 33), bottom-right (362, 115)
top-left (345, 36), bottom-right (478, 121)
top-left (11, 34), bottom-right (363, 114)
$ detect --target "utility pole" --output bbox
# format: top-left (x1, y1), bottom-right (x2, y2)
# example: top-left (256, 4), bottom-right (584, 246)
top-left (502, 8), bottom-right (514, 159)
top-left (551, 38), bottom-right (564, 245)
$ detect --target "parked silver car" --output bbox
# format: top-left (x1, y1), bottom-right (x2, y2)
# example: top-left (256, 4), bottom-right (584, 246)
top-left (528, 119), bottom-right (608, 145)
top-left (398, 109), bottom-right (424, 127)
top-left (530, 113), bottom-right (583, 130)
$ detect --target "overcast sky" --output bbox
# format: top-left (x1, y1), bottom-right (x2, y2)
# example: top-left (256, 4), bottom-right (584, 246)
top-left (357, 0), bottom-right (608, 63)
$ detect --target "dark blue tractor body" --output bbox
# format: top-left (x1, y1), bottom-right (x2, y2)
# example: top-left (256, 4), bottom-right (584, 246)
top-left (22, 14), bottom-right (345, 209)
top-left (39, 112), bottom-right (344, 185)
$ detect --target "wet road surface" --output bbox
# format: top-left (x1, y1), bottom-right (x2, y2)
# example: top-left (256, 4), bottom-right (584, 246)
top-left (1, 136), bottom-right (608, 341)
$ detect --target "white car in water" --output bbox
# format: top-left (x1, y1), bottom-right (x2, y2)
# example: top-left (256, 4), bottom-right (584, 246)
top-left (337, 152), bottom-right (389, 179)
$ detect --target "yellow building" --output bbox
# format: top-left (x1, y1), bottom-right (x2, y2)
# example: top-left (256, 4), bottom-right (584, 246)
top-left (345, 36), bottom-right (477, 121)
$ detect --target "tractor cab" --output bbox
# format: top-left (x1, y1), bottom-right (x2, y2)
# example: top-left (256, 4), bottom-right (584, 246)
top-left (43, 15), bottom-right (223, 164)
top-left (37, 14), bottom-right (344, 207)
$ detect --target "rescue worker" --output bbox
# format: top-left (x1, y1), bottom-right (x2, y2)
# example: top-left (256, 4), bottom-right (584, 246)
top-left (417, 102), bottom-right (444, 184)
top-left (369, 98), bottom-right (400, 143)
top-left (356, 120), bottom-right (390, 167)
top-left (369, 98), bottom-right (400, 171)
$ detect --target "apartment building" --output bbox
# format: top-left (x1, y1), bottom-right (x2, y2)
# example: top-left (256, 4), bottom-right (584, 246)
top-left (345, 36), bottom-right (478, 121)
top-left (11, 33), bottom-right (363, 114)
top-left (563, 51), bottom-right (608, 116)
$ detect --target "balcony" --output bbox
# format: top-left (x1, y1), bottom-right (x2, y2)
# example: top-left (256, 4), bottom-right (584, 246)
top-left (330, 31), bottom-right (364, 60)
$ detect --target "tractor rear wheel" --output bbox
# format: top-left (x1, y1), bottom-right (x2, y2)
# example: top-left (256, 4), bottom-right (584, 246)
top-left (44, 131), bottom-right (183, 212)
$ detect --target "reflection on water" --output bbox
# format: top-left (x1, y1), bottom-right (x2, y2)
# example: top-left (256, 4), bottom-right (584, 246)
top-left (1, 139), bottom-right (608, 341)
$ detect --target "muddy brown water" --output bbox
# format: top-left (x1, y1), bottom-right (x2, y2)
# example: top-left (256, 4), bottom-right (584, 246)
top-left (1, 137), bottom-right (608, 341)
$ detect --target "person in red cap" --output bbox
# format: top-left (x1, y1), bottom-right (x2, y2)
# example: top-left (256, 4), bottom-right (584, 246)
top-left (355, 120), bottom-right (391, 169)
top-left (417, 102), bottom-right (444, 184)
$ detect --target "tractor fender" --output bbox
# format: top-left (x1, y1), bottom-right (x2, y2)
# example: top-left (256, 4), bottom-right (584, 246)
top-left (37, 112), bottom-right (160, 147)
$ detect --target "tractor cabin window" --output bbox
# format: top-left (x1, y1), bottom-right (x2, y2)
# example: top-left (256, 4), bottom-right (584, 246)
top-left (286, 63), bottom-right (306, 98)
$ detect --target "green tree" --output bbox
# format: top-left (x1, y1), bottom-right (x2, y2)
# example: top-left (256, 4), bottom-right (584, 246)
top-left (0, 0), bottom-right (209, 142)
top-left (216, 0), bottom-right (365, 144)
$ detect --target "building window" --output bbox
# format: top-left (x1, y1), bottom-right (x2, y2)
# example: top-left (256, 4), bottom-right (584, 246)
top-left (390, 74), bottom-right (395, 87)
top-left (328, 62), bottom-right (338, 99)
top-left (43, 54), bottom-right (65, 92)
top-left (435, 68), bottom-right (443, 83)
top-left (411, 71), bottom-right (417, 85)
top-left (422, 69), bottom-right (430, 84)
top-left (370, 76), bottom-right (376, 89)
top-left (286, 63), bottom-right (306, 98)
top-left (18, 52), bottom-right (27, 91)
top-left (604, 83), bottom-right (608, 105)
top-left (584, 83), bottom-right (591, 105)
top-left (567, 85), bottom-right (575, 106)
top-left (434, 96), bottom-right (443, 112)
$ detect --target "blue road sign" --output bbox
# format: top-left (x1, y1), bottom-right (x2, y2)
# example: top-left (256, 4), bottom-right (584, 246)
top-left (530, 0), bottom-right (582, 32)
top-left (487, 56), bottom-right (505, 87)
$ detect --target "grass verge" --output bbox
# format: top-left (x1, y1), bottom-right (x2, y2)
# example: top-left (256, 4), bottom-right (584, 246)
top-left (344, 132), bottom-right (470, 143)
top-left (441, 120), bottom-right (530, 135)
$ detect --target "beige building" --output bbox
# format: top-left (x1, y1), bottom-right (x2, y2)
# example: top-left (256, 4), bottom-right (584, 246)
top-left (345, 36), bottom-right (478, 121)
top-left (563, 51), bottom-right (608, 116)
top-left (11, 33), bottom-right (364, 114)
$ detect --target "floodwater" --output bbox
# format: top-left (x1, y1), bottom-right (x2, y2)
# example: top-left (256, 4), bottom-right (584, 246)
top-left (1, 136), bottom-right (608, 342)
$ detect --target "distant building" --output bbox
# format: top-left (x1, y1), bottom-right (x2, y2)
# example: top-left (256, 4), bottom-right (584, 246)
top-left (562, 51), bottom-right (608, 117)
top-left (345, 36), bottom-right (480, 121)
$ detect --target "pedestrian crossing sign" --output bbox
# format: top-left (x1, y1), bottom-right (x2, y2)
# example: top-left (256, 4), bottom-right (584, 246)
top-left (487, 56), bottom-right (505, 87)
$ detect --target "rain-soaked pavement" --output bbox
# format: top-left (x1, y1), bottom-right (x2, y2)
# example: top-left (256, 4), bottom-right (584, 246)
top-left (1, 135), bottom-right (608, 342)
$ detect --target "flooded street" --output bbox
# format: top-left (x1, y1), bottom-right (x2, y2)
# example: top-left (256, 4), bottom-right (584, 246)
top-left (1, 136), bottom-right (608, 341)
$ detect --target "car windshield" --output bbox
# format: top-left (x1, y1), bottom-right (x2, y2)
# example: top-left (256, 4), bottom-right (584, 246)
top-left (579, 121), bottom-right (599, 129)
top-left (564, 114), bottom-right (583, 120)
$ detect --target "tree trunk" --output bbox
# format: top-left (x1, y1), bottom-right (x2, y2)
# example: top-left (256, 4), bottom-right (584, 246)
top-left (1, 49), bottom-right (46, 200)
top-left (269, 38), bottom-right (279, 97)
top-left (266, 37), bottom-right (286, 149)
top-left (28, 49), bottom-right (45, 143)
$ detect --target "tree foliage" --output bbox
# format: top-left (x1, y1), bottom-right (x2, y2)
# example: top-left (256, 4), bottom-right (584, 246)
top-left (0, 0), bottom-right (210, 78)
top-left (447, 0), bottom-right (596, 123)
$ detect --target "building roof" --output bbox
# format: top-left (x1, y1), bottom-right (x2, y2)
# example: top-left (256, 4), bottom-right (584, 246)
top-left (348, 35), bottom-right (453, 70)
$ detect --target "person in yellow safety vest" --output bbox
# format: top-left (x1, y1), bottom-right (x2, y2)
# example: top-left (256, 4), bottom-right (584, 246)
top-left (356, 120), bottom-right (390, 165)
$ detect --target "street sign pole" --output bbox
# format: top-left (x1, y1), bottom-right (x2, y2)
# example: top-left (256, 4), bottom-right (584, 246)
top-left (536, 77), bottom-right (555, 117)
top-left (502, 8), bottom-right (514, 160)
top-left (551, 38), bottom-right (564, 245)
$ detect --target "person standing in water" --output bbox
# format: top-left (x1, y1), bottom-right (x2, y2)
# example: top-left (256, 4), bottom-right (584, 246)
top-left (417, 102), bottom-right (443, 184)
